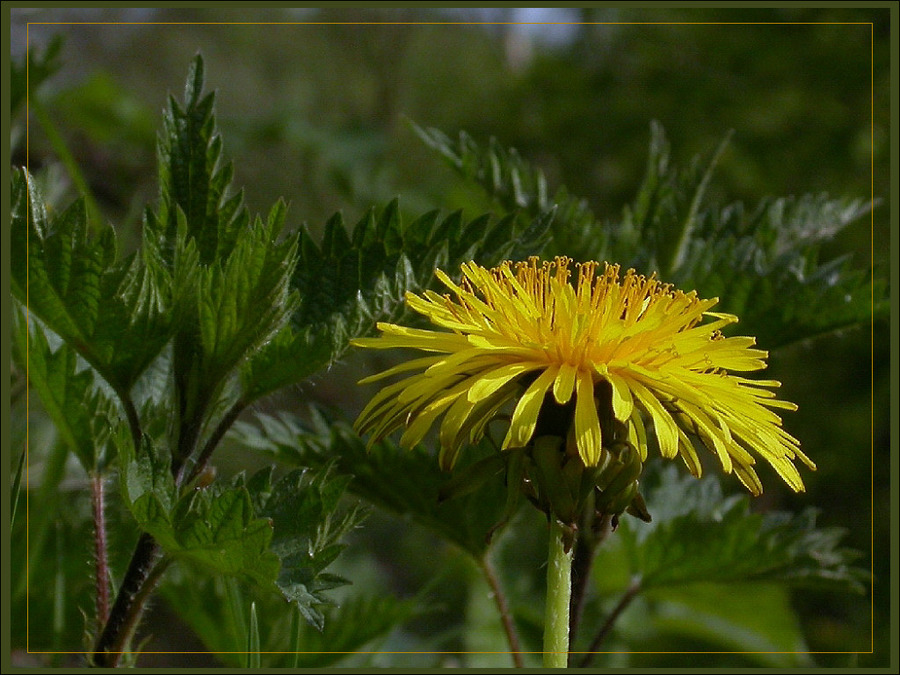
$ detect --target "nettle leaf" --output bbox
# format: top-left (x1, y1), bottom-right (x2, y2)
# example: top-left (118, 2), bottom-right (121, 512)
top-left (146, 55), bottom-right (300, 440)
top-left (231, 409), bottom-right (510, 556)
top-left (240, 202), bottom-right (552, 402)
top-left (156, 54), bottom-right (249, 264)
top-left (118, 431), bottom-right (177, 549)
top-left (10, 169), bottom-right (172, 395)
top-left (242, 464), bottom-right (368, 630)
top-left (12, 305), bottom-right (119, 472)
top-left (642, 583), bottom-right (812, 665)
top-left (619, 124), bottom-right (883, 346)
top-left (119, 439), bottom-right (279, 587)
top-left (611, 465), bottom-right (865, 592)
top-left (615, 121), bottom-right (731, 275)
top-left (677, 195), bottom-right (885, 347)
top-left (197, 202), bottom-right (299, 386)
top-left (414, 123), bottom-right (599, 259)
top-left (576, 466), bottom-right (863, 665)
top-left (167, 483), bottom-right (280, 587)
top-left (416, 121), bottom-right (883, 348)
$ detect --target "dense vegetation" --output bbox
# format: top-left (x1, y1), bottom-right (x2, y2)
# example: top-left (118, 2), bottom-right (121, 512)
top-left (8, 7), bottom-right (889, 668)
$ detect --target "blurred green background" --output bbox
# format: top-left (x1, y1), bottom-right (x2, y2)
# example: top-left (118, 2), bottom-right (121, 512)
top-left (9, 5), bottom-right (890, 667)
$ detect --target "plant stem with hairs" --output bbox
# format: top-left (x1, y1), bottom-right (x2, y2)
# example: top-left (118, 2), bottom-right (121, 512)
top-left (543, 519), bottom-right (573, 668)
top-left (91, 473), bottom-right (110, 632)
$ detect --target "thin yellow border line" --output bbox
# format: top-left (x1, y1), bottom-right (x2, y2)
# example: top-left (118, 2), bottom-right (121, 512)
top-left (20, 17), bottom-right (878, 661)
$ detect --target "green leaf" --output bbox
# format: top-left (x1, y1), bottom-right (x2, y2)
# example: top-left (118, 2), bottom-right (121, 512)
top-left (620, 123), bottom-right (883, 347)
top-left (118, 433), bottom-right (176, 517)
top-left (241, 203), bottom-right (552, 401)
top-left (12, 304), bottom-right (120, 471)
top-left (156, 54), bottom-right (249, 264)
top-left (280, 595), bottom-right (417, 668)
top-left (416, 122), bottom-right (884, 348)
top-left (147, 57), bottom-right (301, 444)
top-left (119, 439), bottom-right (280, 587)
top-left (577, 467), bottom-right (863, 665)
top-left (610, 465), bottom-right (866, 592)
top-left (413, 123), bottom-right (598, 260)
top-left (170, 485), bottom-right (280, 586)
top-left (158, 569), bottom-right (415, 668)
top-left (10, 168), bottom-right (172, 395)
top-left (676, 194), bottom-right (885, 347)
top-left (247, 464), bottom-right (368, 630)
top-left (231, 408), bottom-right (511, 556)
top-left (197, 203), bottom-right (299, 387)
top-left (643, 583), bottom-right (812, 666)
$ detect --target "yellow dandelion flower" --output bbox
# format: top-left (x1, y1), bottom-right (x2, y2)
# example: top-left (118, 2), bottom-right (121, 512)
top-left (353, 257), bottom-right (814, 495)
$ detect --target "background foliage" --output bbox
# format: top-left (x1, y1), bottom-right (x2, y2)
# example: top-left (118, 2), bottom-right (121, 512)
top-left (8, 6), bottom-right (890, 668)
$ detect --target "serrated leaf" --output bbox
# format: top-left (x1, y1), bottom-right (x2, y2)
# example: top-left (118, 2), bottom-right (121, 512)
top-left (418, 121), bottom-right (885, 348)
top-left (678, 194), bottom-right (884, 347)
top-left (242, 463), bottom-right (367, 630)
top-left (619, 124), bottom-right (884, 347)
top-left (413, 122), bottom-right (587, 259)
top-left (12, 304), bottom-right (120, 471)
top-left (231, 409), bottom-right (511, 556)
top-left (241, 204), bottom-right (551, 401)
top-left (197, 203), bottom-right (299, 384)
top-left (10, 169), bottom-right (172, 395)
top-left (156, 55), bottom-right (249, 264)
top-left (611, 466), bottom-right (865, 592)
top-left (119, 438), bottom-right (279, 587)
top-left (118, 433), bottom-right (176, 516)
top-left (170, 486), bottom-right (280, 586)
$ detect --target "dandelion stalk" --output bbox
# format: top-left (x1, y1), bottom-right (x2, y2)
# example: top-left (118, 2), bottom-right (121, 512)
top-left (543, 519), bottom-right (573, 668)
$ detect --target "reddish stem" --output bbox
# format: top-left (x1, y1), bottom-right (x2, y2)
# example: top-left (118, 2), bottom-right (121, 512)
top-left (91, 472), bottom-right (110, 630)
top-left (480, 555), bottom-right (525, 668)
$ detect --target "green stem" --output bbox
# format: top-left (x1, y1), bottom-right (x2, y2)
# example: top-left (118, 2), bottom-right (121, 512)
top-left (543, 519), bottom-right (573, 668)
